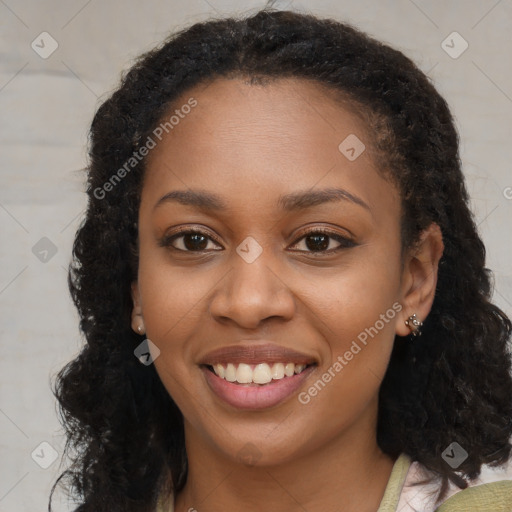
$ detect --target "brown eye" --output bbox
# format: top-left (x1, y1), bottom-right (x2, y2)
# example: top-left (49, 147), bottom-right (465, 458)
top-left (290, 229), bottom-right (356, 254)
top-left (159, 227), bottom-right (356, 255)
top-left (160, 229), bottom-right (222, 252)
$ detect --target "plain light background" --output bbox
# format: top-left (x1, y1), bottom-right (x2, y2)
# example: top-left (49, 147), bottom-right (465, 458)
top-left (1, 1), bottom-right (511, 510)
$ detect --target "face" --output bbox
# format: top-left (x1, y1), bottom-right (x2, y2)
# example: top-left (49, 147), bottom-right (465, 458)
top-left (132, 77), bottom-right (416, 466)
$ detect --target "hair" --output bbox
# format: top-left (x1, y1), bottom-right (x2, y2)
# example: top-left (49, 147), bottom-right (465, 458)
top-left (50, 7), bottom-right (512, 511)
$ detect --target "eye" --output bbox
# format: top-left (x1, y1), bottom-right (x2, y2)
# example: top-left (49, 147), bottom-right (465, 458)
top-left (159, 227), bottom-right (356, 254)
top-left (159, 228), bottom-right (222, 252)
top-left (289, 228), bottom-right (356, 255)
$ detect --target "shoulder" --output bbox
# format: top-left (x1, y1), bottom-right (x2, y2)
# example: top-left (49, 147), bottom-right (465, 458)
top-left (435, 479), bottom-right (512, 511)
top-left (396, 455), bottom-right (512, 512)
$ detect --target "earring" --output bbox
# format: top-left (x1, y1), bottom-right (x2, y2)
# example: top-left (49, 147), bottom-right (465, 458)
top-left (137, 323), bottom-right (145, 335)
top-left (405, 314), bottom-right (423, 337)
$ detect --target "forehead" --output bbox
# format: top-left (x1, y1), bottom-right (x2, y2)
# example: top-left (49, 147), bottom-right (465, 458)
top-left (141, 77), bottom-right (398, 220)
top-left (147, 76), bottom-right (370, 164)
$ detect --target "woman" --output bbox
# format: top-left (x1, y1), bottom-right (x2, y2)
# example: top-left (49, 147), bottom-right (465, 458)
top-left (51, 8), bottom-right (512, 512)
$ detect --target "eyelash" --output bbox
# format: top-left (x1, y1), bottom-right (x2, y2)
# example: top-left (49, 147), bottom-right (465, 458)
top-left (159, 227), bottom-right (356, 256)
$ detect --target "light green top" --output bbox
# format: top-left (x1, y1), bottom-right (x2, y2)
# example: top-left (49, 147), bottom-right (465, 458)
top-left (377, 453), bottom-right (512, 511)
top-left (376, 452), bottom-right (412, 511)
top-left (157, 452), bottom-right (512, 511)
top-left (436, 479), bottom-right (512, 511)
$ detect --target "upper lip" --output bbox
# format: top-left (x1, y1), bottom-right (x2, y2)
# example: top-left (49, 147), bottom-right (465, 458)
top-left (199, 342), bottom-right (318, 366)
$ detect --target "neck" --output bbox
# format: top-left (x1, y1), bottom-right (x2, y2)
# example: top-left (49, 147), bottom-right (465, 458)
top-left (174, 399), bottom-right (396, 512)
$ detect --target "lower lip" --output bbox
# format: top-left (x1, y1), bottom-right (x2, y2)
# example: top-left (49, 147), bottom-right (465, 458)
top-left (202, 365), bottom-right (315, 410)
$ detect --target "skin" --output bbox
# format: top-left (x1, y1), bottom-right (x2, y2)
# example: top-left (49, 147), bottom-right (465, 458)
top-left (131, 77), bottom-right (444, 512)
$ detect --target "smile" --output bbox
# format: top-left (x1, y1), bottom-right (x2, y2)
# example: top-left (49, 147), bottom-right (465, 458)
top-left (199, 342), bottom-right (318, 409)
top-left (201, 363), bottom-right (316, 410)
top-left (208, 362), bottom-right (309, 384)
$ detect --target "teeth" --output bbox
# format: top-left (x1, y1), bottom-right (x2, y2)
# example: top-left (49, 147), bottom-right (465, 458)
top-left (294, 364), bottom-right (306, 374)
top-left (271, 363), bottom-right (285, 379)
top-left (284, 363), bottom-right (295, 377)
top-left (236, 363), bottom-right (253, 384)
top-left (210, 362), bottom-right (309, 384)
top-left (253, 363), bottom-right (272, 384)
top-left (225, 363), bottom-right (236, 382)
top-left (214, 364), bottom-right (225, 379)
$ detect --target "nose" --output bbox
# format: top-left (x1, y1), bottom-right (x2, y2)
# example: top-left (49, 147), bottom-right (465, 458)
top-left (209, 250), bottom-right (296, 329)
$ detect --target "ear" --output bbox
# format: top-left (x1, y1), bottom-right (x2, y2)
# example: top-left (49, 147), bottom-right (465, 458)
top-left (131, 281), bottom-right (145, 335)
top-left (395, 223), bottom-right (444, 336)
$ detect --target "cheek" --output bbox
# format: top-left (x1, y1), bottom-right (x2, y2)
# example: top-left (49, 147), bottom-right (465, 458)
top-left (305, 250), bottom-right (401, 345)
top-left (138, 261), bottom-right (206, 416)
top-left (137, 242), bottom-right (212, 336)
top-left (299, 251), bottom-right (401, 406)
top-left (136, 251), bottom-right (211, 403)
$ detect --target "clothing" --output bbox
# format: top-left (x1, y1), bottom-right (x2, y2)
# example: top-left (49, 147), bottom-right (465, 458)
top-left (157, 453), bottom-right (512, 511)
top-left (380, 453), bottom-right (512, 511)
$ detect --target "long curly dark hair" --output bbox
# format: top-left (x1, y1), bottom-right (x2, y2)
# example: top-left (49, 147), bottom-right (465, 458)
top-left (50, 8), bottom-right (512, 511)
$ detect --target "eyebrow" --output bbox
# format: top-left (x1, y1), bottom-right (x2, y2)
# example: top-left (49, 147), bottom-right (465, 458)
top-left (153, 187), bottom-right (371, 213)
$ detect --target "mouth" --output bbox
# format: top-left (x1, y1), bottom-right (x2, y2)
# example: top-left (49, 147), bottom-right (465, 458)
top-left (202, 361), bottom-right (314, 385)
top-left (198, 343), bottom-right (318, 410)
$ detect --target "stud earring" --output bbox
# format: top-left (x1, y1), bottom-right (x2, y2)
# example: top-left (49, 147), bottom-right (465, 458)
top-left (405, 314), bottom-right (423, 337)
top-left (137, 324), bottom-right (145, 335)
